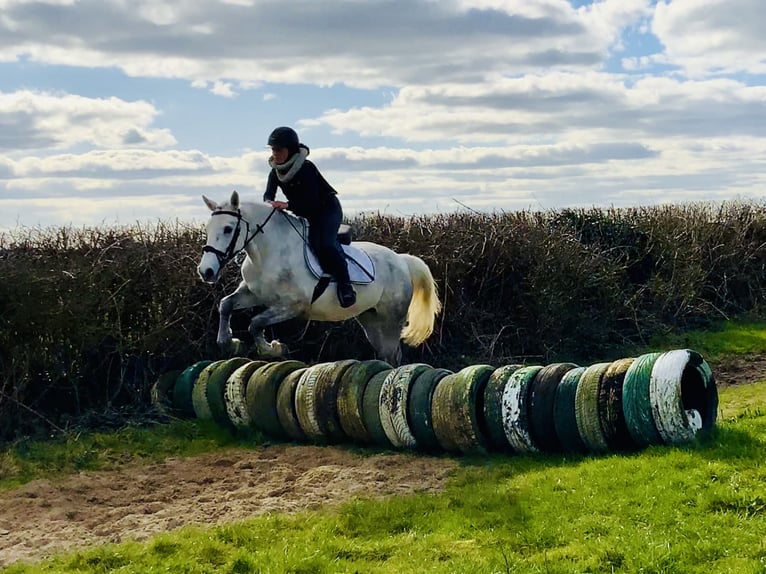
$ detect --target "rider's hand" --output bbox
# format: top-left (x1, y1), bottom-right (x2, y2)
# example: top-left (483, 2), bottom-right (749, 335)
top-left (268, 200), bottom-right (289, 211)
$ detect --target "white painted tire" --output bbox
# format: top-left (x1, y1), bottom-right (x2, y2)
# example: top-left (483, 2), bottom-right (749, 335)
top-left (649, 349), bottom-right (715, 445)
top-left (501, 365), bottom-right (542, 453)
top-left (224, 361), bottom-right (266, 430)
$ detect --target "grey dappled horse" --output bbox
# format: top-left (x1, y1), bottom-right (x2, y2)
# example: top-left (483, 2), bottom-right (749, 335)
top-left (197, 191), bottom-right (441, 365)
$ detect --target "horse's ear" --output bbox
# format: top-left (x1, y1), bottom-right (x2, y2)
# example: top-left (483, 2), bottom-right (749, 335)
top-left (231, 190), bottom-right (240, 210)
top-left (202, 195), bottom-right (218, 212)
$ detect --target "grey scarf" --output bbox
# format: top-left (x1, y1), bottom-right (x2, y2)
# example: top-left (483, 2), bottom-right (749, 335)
top-left (269, 146), bottom-right (309, 183)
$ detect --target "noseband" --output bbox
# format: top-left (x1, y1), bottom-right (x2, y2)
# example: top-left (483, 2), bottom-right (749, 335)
top-left (202, 207), bottom-right (277, 268)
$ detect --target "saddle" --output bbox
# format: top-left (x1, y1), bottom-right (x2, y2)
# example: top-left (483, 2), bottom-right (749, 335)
top-left (300, 220), bottom-right (375, 285)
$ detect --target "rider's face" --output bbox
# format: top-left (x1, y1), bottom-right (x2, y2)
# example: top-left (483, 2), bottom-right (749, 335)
top-left (271, 146), bottom-right (289, 165)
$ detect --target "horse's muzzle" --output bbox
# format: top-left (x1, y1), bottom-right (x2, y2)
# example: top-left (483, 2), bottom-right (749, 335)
top-left (198, 265), bottom-right (218, 284)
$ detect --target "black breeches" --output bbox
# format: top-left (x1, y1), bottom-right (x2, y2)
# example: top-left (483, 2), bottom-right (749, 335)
top-left (308, 195), bottom-right (350, 283)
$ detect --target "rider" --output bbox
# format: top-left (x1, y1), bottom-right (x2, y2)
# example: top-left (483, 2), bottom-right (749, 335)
top-left (263, 126), bottom-right (357, 308)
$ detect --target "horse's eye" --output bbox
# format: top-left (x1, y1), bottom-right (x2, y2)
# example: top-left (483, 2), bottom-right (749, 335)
top-left (223, 226), bottom-right (233, 234)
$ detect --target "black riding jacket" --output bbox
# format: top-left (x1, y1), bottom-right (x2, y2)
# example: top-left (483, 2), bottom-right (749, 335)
top-left (263, 160), bottom-right (337, 219)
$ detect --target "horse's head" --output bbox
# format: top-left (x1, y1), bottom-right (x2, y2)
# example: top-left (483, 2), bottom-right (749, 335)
top-left (197, 190), bottom-right (248, 283)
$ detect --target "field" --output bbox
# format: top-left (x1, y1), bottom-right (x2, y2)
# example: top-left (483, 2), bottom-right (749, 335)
top-left (0, 322), bottom-right (764, 573)
top-left (2, 205), bottom-right (766, 572)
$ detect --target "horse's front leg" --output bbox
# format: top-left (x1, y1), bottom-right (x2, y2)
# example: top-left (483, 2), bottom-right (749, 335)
top-left (218, 282), bottom-right (260, 354)
top-left (248, 304), bottom-right (302, 357)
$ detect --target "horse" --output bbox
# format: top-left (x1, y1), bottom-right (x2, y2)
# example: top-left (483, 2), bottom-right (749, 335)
top-left (197, 190), bottom-right (441, 365)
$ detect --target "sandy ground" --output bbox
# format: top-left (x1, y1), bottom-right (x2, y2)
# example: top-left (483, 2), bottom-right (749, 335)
top-left (0, 355), bottom-right (759, 568)
top-left (0, 445), bottom-right (458, 567)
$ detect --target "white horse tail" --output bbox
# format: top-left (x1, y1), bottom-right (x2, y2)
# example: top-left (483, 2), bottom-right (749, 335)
top-left (399, 254), bottom-right (442, 346)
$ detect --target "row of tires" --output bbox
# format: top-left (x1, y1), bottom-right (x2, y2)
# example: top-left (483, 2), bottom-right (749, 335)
top-left (151, 349), bottom-right (718, 455)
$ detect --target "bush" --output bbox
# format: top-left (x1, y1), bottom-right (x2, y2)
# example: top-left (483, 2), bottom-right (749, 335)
top-left (1, 201), bottom-right (766, 442)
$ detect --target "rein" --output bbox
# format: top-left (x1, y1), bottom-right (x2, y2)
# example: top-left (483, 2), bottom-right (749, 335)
top-left (202, 207), bottom-right (278, 268)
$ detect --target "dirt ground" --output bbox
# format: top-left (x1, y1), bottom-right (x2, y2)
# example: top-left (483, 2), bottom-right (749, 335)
top-left (0, 356), bottom-right (760, 568)
top-left (0, 445), bottom-right (458, 567)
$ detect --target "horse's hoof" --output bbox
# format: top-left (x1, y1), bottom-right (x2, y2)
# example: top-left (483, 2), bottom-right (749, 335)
top-left (255, 340), bottom-right (285, 357)
top-left (231, 338), bottom-right (246, 356)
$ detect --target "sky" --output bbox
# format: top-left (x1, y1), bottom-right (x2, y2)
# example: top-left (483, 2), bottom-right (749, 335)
top-left (2, 0), bottom-right (766, 230)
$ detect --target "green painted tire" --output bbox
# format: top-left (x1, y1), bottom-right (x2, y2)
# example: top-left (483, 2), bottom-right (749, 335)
top-left (649, 349), bottom-right (718, 445)
top-left (314, 360), bottom-right (359, 443)
top-left (622, 352), bottom-right (663, 448)
top-left (380, 363), bottom-right (431, 448)
top-left (528, 362), bottom-right (579, 453)
top-left (575, 362), bottom-right (611, 452)
top-left (276, 367), bottom-right (309, 441)
top-left (173, 361), bottom-right (213, 417)
top-left (432, 364), bottom-right (495, 455)
top-left (337, 360), bottom-right (392, 443)
top-left (205, 357), bottom-right (251, 430)
top-left (247, 360), bottom-right (306, 439)
top-left (361, 369), bottom-right (394, 447)
top-left (598, 358), bottom-right (636, 451)
top-left (151, 369), bottom-right (183, 415)
top-left (553, 367), bottom-right (587, 453)
top-left (501, 365), bottom-right (543, 453)
top-left (224, 360), bottom-right (269, 431)
top-left (483, 365), bottom-right (523, 452)
top-left (192, 360), bottom-right (227, 420)
top-left (408, 367), bottom-right (453, 452)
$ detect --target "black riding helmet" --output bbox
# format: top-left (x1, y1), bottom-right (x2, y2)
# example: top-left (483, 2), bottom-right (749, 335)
top-left (268, 126), bottom-right (299, 149)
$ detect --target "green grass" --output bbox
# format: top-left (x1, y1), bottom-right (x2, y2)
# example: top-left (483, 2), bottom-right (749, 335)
top-left (649, 319), bottom-right (766, 362)
top-left (0, 420), bottom-right (255, 491)
top-left (4, 390), bottom-right (765, 574)
top-left (2, 320), bottom-right (766, 573)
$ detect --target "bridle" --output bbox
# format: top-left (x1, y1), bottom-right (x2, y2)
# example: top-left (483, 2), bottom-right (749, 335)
top-left (202, 207), bottom-right (277, 269)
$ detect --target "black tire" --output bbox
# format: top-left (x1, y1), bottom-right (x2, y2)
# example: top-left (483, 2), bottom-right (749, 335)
top-left (598, 358), bottom-right (636, 451)
top-left (407, 367), bottom-right (453, 452)
top-left (361, 369), bottom-right (394, 447)
top-left (151, 369), bottom-right (183, 415)
top-left (315, 360), bottom-right (359, 443)
top-left (528, 362), bottom-right (579, 453)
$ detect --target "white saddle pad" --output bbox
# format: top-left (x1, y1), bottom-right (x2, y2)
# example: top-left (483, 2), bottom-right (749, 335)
top-left (301, 221), bottom-right (375, 284)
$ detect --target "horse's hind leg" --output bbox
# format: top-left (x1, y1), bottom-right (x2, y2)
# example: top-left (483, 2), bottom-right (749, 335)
top-left (355, 309), bottom-right (404, 366)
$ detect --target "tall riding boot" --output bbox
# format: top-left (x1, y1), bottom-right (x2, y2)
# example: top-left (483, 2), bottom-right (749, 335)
top-left (335, 263), bottom-right (356, 308)
top-left (337, 280), bottom-right (356, 308)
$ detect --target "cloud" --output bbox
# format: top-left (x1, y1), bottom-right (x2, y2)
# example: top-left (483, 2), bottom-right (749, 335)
top-left (0, 0), bottom-right (649, 89)
top-left (0, 90), bottom-right (176, 151)
top-left (653, 0), bottom-right (766, 76)
top-left (1, 0), bottom-right (765, 231)
top-left (305, 74), bottom-right (766, 143)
